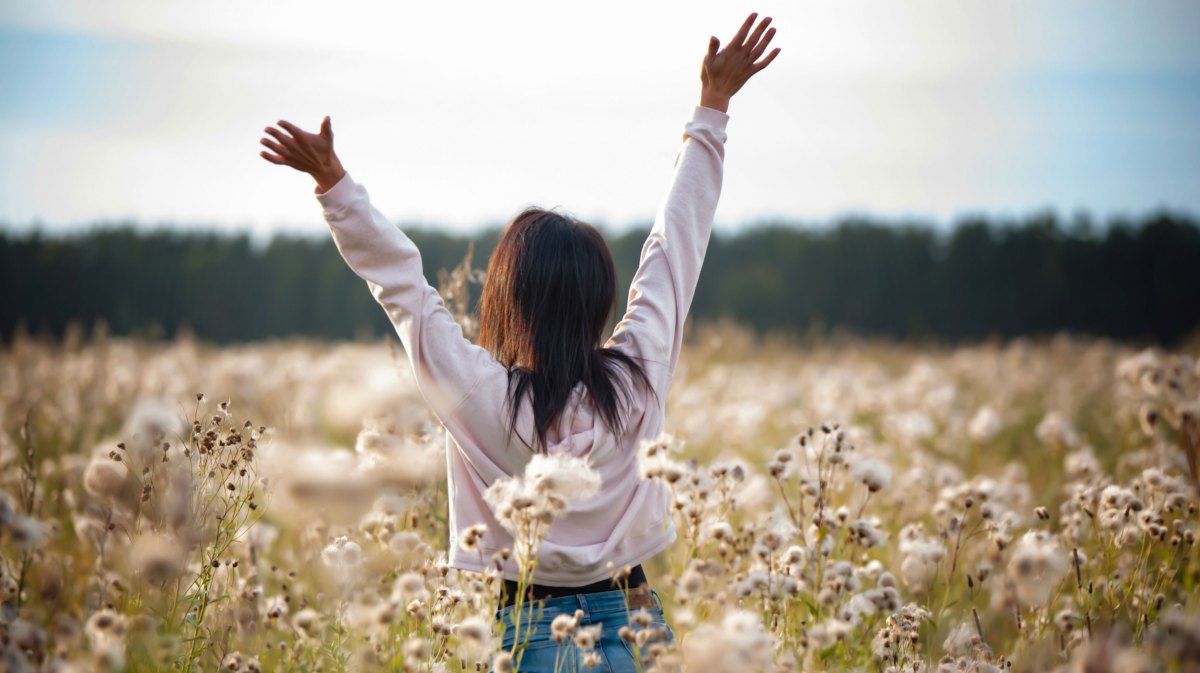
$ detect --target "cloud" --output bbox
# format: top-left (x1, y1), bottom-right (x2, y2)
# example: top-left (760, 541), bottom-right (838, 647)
top-left (1, 0), bottom-right (1198, 232)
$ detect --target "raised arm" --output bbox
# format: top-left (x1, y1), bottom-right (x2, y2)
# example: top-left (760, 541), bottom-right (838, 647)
top-left (606, 13), bottom-right (780, 396)
top-left (259, 118), bottom-right (500, 421)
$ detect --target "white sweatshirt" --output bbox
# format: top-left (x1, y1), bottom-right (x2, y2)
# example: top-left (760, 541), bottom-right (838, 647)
top-left (317, 105), bottom-right (729, 585)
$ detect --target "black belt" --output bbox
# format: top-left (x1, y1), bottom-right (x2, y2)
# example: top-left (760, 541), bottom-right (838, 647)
top-left (500, 564), bottom-right (648, 608)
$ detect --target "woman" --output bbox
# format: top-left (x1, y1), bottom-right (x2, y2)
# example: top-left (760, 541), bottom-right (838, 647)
top-left (259, 12), bottom-right (779, 672)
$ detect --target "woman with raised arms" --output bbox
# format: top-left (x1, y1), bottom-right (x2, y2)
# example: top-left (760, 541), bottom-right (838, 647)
top-left (259, 13), bottom-right (780, 672)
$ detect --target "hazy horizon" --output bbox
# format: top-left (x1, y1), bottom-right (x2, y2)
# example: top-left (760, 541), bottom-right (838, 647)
top-left (2, 0), bottom-right (1198, 235)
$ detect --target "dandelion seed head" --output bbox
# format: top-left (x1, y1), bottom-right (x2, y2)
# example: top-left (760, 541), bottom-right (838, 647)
top-left (290, 608), bottom-right (322, 639)
top-left (574, 623), bottom-right (601, 650)
top-left (809, 618), bottom-right (853, 647)
top-left (483, 452), bottom-right (601, 549)
top-left (85, 609), bottom-right (126, 647)
top-left (1036, 412), bottom-right (1079, 448)
top-left (459, 523), bottom-right (487, 552)
top-left (851, 456), bottom-right (893, 492)
top-left (1007, 531), bottom-right (1069, 607)
top-left (131, 532), bottom-right (185, 582)
top-left (848, 518), bottom-right (888, 548)
top-left (452, 616), bottom-right (489, 642)
top-left (83, 455), bottom-right (130, 500)
top-left (969, 405), bottom-right (1004, 443)
top-left (7, 514), bottom-right (48, 552)
top-left (550, 612), bottom-right (579, 643)
top-left (394, 572), bottom-right (427, 600)
top-left (320, 536), bottom-right (363, 569)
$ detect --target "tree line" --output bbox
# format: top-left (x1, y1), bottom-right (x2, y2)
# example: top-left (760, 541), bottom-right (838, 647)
top-left (3, 210), bottom-right (1198, 345)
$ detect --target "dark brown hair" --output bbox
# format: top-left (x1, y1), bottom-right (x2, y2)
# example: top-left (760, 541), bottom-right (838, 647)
top-left (478, 207), bottom-right (653, 451)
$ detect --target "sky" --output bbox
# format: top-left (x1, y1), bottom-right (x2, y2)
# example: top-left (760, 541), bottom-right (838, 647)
top-left (1, 0), bottom-right (1198, 235)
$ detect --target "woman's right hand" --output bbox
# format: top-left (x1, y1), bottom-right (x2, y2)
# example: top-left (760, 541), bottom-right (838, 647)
top-left (260, 116), bottom-right (347, 194)
top-left (700, 13), bottom-right (781, 113)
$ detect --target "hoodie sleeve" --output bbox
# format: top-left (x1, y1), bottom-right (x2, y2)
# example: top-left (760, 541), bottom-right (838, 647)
top-left (605, 105), bottom-right (729, 399)
top-left (316, 173), bottom-right (504, 422)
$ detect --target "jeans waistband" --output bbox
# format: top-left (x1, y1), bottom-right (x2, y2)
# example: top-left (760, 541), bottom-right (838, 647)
top-left (499, 565), bottom-right (647, 609)
top-left (497, 587), bottom-right (665, 622)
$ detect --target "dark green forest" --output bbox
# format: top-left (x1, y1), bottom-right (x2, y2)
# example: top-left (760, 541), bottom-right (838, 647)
top-left (3, 210), bottom-right (1199, 345)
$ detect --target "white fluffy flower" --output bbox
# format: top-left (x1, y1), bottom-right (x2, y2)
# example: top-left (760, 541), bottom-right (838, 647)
top-left (682, 609), bottom-right (773, 673)
top-left (942, 622), bottom-right (978, 657)
top-left (392, 572), bottom-right (428, 601)
top-left (524, 453), bottom-right (601, 502)
top-left (898, 524), bottom-right (945, 591)
top-left (123, 397), bottom-right (184, 454)
top-left (131, 532), bottom-right (185, 581)
top-left (848, 518), bottom-right (887, 548)
top-left (321, 536), bottom-right (363, 569)
top-left (968, 405), bottom-right (1003, 443)
top-left (851, 456), bottom-right (892, 492)
top-left (451, 615), bottom-right (494, 663)
top-left (1007, 531), bottom-right (1069, 607)
top-left (85, 609), bottom-right (126, 648)
top-left (808, 618), bottom-right (853, 648)
top-left (1035, 412), bottom-right (1079, 448)
top-left (638, 432), bottom-right (687, 481)
top-left (84, 455), bottom-right (129, 500)
top-left (483, 452), bottom-right (601, 535)
top-left (6, 514), bottom-right (47, 552)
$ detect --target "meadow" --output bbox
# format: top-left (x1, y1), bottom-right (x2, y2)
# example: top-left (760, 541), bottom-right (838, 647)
top-left (0, 321), bottom-right (1198, 672)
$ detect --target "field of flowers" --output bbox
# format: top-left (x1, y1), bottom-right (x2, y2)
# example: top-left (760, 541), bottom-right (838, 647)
top-left (1, 321), bottom-right (1198, 672)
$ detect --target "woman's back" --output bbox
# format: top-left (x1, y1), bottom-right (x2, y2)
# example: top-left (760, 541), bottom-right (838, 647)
top-left (448, 376), bottom-right (671, 584)
top-left (309, 104), bottom-right (729, 584)
top-left (259, 15), bottom-right (780, 669)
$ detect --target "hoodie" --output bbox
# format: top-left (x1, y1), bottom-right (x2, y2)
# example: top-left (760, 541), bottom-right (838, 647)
top-left (316, 105), bottom-right (729, 585)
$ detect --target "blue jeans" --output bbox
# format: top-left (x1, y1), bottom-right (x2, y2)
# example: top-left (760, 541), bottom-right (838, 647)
top-left (495, 588), bottom-right (675, 673)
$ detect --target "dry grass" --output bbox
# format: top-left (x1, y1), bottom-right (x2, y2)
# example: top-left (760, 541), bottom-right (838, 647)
top-left (0, 324), bottom-right (1197, 672)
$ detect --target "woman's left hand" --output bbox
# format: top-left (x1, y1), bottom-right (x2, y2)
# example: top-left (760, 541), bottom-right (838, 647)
top-left (260, 116), bottom-right (347, 193)
top-left (700, 13), bottom-right (781, 113)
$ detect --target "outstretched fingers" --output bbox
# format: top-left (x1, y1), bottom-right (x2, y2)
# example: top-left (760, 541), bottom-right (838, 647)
top-left (753, 47), bottom-right (782, 73)
top-left (743, 16), bottom-right (772, 51)
top-left (260, 136), bottom-right (290, 157)
top-left (263, 126), bottom-right (294, 146)
top-left (259, 116), bottom-right (338, 178)
top-left (731, 12), bottom-right (758, 49)
top-left (700, 12), bottom-right (781, 109)
top-left (276, 120), bottom-right (308, 139)
top-left (750, 27), bottom-right (777, 60)
top-left (260, 150), bottom-right (287, 165)
top-left (260, 123), bottom-right (306, 169)
top-left (264, 126), bottom-right (291, 140)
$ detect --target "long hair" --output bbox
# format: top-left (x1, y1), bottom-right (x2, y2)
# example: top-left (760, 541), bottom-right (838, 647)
top-left (478, 207), bottom-right (653, 451)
